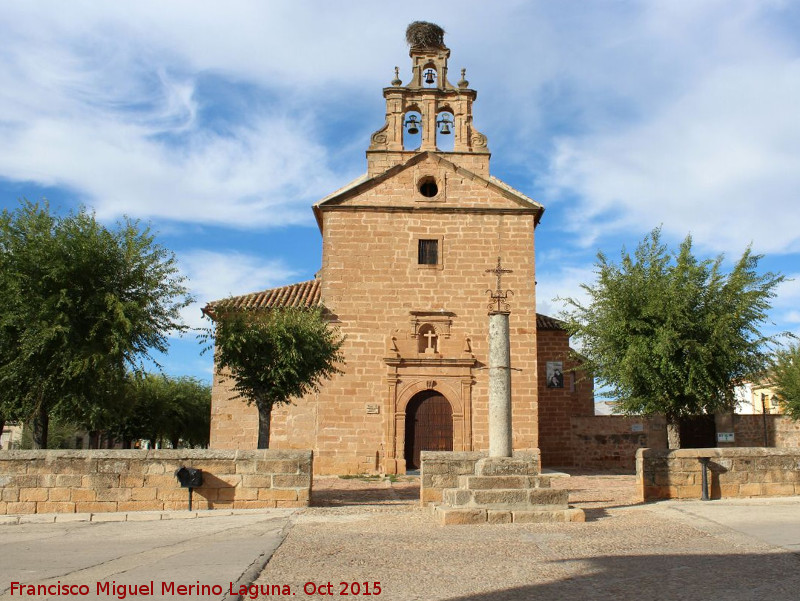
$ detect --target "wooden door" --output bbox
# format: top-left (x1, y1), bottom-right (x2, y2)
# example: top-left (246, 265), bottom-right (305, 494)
top-left (405, 391), bottom-right (453, 469)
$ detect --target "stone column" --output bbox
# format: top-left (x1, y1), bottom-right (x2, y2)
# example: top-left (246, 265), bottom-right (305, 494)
top-left (488, 310), bottom-right (512, 457)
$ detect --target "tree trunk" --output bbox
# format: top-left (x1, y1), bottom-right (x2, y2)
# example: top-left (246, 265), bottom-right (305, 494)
top-left (257, 406), bottom-right (272, 449)
top-left (31, 405), bottom-right (49, 449)
top-left (0, 416), bottom-right (5, 449)
top-left (666, 419), bottom-right (681, 450)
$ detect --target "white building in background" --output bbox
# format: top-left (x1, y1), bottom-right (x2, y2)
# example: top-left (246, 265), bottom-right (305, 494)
top-left (0, 422), bottom-right (23, 449)
top-left (734, 380), bottom-right (782, 415)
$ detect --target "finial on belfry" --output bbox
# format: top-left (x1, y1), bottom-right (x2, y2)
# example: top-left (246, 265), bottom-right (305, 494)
top-left (458, 68), bottom-right (469, 88)
top-left (391, 66), bottom-right (402, 87)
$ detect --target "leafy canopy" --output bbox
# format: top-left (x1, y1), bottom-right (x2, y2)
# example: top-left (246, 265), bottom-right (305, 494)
top-left (771, 344), bottom-right (800, 419)
top-left (559, 228), bottom-right (784, 422)
top-left (106, 374), bottom-right (211, 448)
top-left (0, 200), bottom-right (191, 443)
top-left (206, 307), bottom-right (345, 415)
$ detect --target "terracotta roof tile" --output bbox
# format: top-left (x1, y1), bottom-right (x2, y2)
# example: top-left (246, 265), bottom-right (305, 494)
top-left (536, 313), bottom-right (565, 330)
top-left (204, 279), bottom-right (321, 317)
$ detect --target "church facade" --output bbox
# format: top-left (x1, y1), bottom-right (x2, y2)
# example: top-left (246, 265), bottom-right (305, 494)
top-left (207, 26), bottom-right (593, 474)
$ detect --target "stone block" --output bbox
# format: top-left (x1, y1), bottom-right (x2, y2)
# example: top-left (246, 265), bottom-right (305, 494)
top-left (471, 489), bottom-right (529, 507)
top-left (255, 460), bottom-right (299, 474)
top-left (487, 510), bottom-right (512, 524)
top-left (442, 489), bottom-right (473, 506)
top-left (1, 488), bottom-right (19, 502)
top-left (272, 474), bottom-right (311, 488)
top-left (527, 489), bottom-right (569, 507)
top-left (11, 475), bottom-right (38, 488)
top-left (117, 501), bottom-right (166, 512)
top-left (7, 501), bottom-right (36, 514)
top-left (54, 513), bottom-right (91, 523)
top-left (47, 488), bottom-right (72, 502)
top-left (459, 476), bottom-right (531, 490)
top-left (55, 474), bottom-right (83, 487)
top-left (19, 488), bottom-right (48, 502)
top-left (258, 489), bottom-right (298, 501)
top-left (437, 507), bottom-right (487, 525)
top-left (475, 458), bottom-right (537, 477)
top-left (82, 474), bottom-right (119, 489)
top-left (125, 511), bottom-right (164, 522)
top-left (420, 488), bottom-right (442, 504)
top-left (0, 516), bottom-right (20, 525)
top-left (738, 483), bottom-right (764, 497)
top-left (512, 510), bottom-right (568, 524)
top-left (97, 460), bottom-right (130, 474)
top-left (19, 514), bottom-right (57, 524)
top-left (95, 488), bottom-right (132, 502)
top-left (242, 475), bottom-right (273, 489)
top-left (130, 487), bottom-right (157, 501)
top-left (91, 513), bottom-right (126, 522)
top-left (764, 483), bottom-right (795, 496)
top-left (75, 502), bottom-right (118, 513)
top-left (233, 500), bottom-right (280, 509)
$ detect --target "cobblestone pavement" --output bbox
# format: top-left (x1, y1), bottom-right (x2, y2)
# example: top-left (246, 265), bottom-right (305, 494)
top-left (254, 472), bottom-right (800, 601)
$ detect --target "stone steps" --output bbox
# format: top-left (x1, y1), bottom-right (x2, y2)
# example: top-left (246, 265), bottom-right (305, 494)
top-left (442, 487), bottom-right (569, 510)
top-left (433, 506), bottom-right (586, 525)
top-left (458, 475), bottom-right (552, 490)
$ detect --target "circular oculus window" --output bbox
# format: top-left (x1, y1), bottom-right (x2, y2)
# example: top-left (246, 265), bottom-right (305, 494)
top-left (418, 177), bottom-right (438, 198)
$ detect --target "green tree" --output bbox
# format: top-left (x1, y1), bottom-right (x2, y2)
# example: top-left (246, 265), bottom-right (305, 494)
top-left (560, 228), bottom-right (784, 448)
top-left (0, 200), bottom-right (191, 448)
top-left (203, 306), bottom-right (344, 448)
top-left (771, 344), bottom-right (800, 419)
top-left (107, 374), bottom-right (211, 448)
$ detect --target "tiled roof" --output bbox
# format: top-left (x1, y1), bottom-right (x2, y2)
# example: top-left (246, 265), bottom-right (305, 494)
top-left (203, 279), bottom-right (322, 317)
top-left (205, 280), bottom-right (565, 333)
top-left (536, 313), bottom-right (566, 330)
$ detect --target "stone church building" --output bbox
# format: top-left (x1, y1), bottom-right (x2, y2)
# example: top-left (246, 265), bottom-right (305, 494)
top-left (207, 26), bottom-right (594, 474)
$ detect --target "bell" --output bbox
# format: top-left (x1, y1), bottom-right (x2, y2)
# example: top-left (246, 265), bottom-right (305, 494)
top-left (424, 69), bottom-right (436, 85)
top-left (439, 119), bottom-right (452, 135)
top-left (405, 115), bottom-right (420, 135)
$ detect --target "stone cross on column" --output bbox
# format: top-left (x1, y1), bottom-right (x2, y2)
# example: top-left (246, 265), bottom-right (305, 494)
top-left (485, 257), bottom-right (513, 457)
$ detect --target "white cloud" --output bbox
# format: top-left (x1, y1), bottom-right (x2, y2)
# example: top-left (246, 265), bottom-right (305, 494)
top-left (535, 264), bottom-right (596, 319)
top-left (177, 249), bottom-right (299, 331)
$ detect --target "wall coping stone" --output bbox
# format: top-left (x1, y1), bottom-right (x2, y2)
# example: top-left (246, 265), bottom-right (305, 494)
top-left (638, 447), bottom-right (800, 460)
top-left (0, 449), bottom-right (311, 461)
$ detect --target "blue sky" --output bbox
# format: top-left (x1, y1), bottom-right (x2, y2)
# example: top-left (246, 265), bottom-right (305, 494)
top-left (1, 1), bottom-right (799, 384)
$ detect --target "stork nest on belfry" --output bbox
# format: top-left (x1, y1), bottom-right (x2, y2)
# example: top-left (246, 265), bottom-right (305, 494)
top-left (406, 21), bottom-right (445, 49)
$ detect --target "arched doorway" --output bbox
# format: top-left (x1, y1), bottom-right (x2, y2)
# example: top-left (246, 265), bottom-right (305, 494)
top-left (404, 390), bottom-right (453, 470)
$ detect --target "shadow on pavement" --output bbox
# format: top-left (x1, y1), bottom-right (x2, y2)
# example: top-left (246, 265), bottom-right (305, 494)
top-left (441, 551), bottom-right (800, 601)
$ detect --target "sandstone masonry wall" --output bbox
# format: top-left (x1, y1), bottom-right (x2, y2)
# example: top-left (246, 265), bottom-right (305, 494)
top-left (536, 328), bottom-right (594, 467)
top-left (637, 447), bottom-right (800, 501)
top-left (0, 449), bottom-right (312, 515)
top-left (570, 416), bottom-right (667, 471)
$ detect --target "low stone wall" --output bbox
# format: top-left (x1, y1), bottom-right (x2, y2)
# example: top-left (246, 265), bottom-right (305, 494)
top-left (637, 447), bottom-right (800, 501)
top-left (727, 415), bottom-right (800, 448)
top-left (0, 449), bottom-right (312, 515)
top-left (570, 416), bottom-right (666, 471)
top-left (420, 450), bottom-right (539, 504)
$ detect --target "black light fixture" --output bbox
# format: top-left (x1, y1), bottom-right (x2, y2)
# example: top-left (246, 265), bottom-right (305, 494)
top-left (405, 114), bottom-right (420, 135)
top-left (175, 466), bottom-right (203, 510)
top-left (424, 68), bottom-right (436, 85)
top-left (437, 114), bottom-right (453, 135)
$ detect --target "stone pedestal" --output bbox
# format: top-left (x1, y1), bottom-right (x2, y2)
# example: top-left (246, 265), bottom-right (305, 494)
top-left (424, 453), bottom-right (585, 525)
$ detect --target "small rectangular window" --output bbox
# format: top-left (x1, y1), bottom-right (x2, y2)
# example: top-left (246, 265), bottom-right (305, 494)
top-left (418, 239), bottom-right (438, 265)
